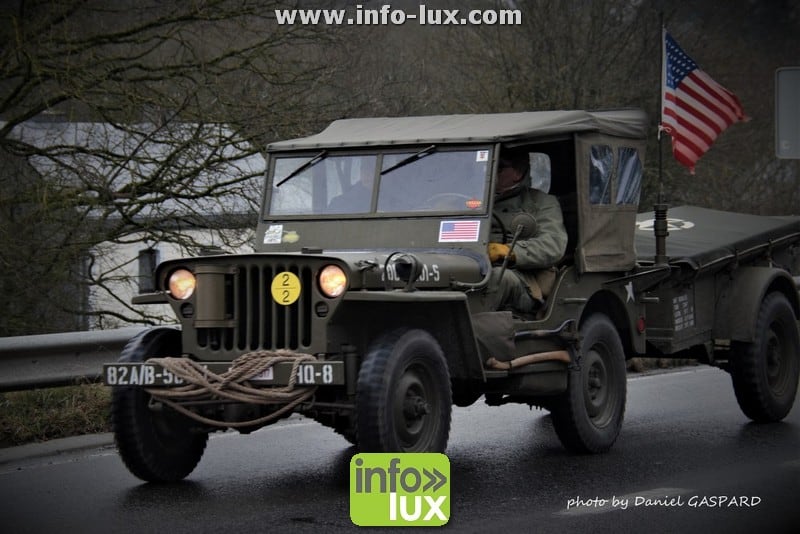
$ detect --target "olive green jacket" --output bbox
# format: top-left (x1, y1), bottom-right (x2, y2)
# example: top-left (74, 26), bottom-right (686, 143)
top-left (490, 187), bottom-right (568, 270)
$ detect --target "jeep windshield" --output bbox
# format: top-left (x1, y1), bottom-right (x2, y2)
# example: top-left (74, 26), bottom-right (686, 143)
top-left (267, 146), bottom-right (491, 217)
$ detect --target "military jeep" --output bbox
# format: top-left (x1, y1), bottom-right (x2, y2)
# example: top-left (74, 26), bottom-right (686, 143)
top-left (105, 109), bottom-right (800, 482)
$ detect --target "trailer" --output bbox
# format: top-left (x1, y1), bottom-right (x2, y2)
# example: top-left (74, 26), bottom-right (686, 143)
top-left (103, 109), bottom-right (800, 482)
top-left (634, 205), bottom-right (800, 422)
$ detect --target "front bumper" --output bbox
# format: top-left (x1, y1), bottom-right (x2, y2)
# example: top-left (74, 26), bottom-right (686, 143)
top-left (103, 359), bottom-right (345, 387)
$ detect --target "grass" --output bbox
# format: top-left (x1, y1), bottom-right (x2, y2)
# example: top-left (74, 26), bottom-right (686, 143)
top-left (0, 383), bottom-right (112, 448)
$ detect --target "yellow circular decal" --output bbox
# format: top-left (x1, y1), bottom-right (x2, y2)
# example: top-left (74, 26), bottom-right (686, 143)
top-left (271, 272), bottom-right (301, 306)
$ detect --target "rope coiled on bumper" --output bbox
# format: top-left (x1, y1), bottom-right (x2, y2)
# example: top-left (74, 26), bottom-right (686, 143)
top-left (144, 350), bottom-right (318, 428)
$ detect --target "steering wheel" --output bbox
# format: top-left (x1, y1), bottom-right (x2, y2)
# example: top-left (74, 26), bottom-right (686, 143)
top-left (424, 193), bottom-right (472, 209)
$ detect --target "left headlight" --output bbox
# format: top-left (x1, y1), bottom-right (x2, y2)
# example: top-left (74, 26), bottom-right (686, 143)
top-left (318, 265), bottom-right (347, 298)
top-left (168, 268), bottom-right (196, 300)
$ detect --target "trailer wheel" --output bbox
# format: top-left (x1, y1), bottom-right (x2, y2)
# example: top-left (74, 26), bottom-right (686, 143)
top-left (112, 328), bottom-right (208, 482)
top-left (356, 329), bottom-right (452, 452)
top-left (551, 314), bottom-right (626, 453)
top-left (730, 292), bottom-right (800, 422)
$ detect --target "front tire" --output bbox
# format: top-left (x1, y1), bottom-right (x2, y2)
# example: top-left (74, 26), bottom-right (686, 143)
top-left (730, 292), bottom-right (800, 422)
top-left (551, 314), bottom-right (626, 453)
top-left (112, 328), bottom-right (208, 482)
top-left (356, 329), bottom-right (452, 452)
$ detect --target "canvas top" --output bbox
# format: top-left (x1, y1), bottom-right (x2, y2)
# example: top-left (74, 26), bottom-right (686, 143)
top-left (267, 109), bottom-right (649, 151)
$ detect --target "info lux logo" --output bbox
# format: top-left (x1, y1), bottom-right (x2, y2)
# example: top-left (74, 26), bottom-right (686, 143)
top-left (350, 453), bottom-right (450, 526)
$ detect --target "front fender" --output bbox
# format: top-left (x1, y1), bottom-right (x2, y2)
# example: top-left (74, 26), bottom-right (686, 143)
top-left (331, 291), bottom-right (484, 382)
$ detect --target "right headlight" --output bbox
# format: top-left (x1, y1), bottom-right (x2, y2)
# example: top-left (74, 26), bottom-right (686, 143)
top-left (168, 268), bottom-right (196, 300)
top-left (318, 265), bottom-right (347, 298)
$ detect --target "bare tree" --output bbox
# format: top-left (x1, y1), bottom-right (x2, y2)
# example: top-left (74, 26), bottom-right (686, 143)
top-left (1, 0), bottom-right (796, 334)
top-left (428, 0), bottom-right (659, 112)
top-left (0, 0), bottom-right (337, 334)
top-left (428, 0), bottom-right (799, 214)
top-left (658, 0), bottom-right (800, 215)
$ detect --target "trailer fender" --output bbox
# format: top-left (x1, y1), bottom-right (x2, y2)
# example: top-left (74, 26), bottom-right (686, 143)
top-left (715, 266), bottom-right (800, 343)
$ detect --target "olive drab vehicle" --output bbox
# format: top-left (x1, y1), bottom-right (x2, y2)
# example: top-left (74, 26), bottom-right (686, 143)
top-left (104, 109), bottom-right (800, 482)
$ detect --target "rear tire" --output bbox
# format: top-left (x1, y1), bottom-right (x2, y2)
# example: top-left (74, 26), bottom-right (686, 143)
top-left (730, 292), bottom-right (800, 422)
top-left (356, 329), bottom-right (452, 452)
top-left (551, 314), bottom-right (626, 453)
top-left (112, 328), bottom-right (208, 482)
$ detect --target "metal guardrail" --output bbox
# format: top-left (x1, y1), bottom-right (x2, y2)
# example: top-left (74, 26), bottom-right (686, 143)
top-left (0, 327), bottom-right (148, 392)
top-left (0, 276), bottom-right (798, 392)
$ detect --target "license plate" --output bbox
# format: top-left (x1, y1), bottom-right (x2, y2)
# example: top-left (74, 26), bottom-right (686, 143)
top-left (103, 363), bottom-right (184, 386)
top-left (103, 361), bottom-right (345, 386)
top-left (280, 362), bottom-right (343, 386)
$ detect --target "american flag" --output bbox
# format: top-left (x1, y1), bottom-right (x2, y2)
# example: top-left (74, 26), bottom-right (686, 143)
top-left (661, 30), bottom-right (748, 174)
top-left (439, 220), bottom-right (480, 242)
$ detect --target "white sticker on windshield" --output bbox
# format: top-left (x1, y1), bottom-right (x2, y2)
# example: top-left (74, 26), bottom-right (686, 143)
top-left (263, 224), bottom-right (283, 244)
top-left (476, 150), bottom-right (489, 162)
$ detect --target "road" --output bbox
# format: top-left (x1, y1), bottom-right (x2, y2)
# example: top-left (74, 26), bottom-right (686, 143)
top-left (1, 366), bottom-right (799, 533)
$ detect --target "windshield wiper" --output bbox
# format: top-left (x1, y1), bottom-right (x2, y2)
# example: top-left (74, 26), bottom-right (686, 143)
top-left (276, 150), bottom-right (328, 187)
top-left (380, 145), bottom-right (436, 176)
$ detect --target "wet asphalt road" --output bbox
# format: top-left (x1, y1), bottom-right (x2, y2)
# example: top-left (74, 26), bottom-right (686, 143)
top-left (1, 366), bottom-right (799, 534)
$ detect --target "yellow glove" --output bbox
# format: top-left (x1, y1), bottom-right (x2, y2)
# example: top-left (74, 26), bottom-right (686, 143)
top-left (488, 242), bottom-right (514, 263)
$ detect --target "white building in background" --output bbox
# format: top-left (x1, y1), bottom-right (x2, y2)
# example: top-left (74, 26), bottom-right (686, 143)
top-left (86, 219), bottom-right (258, 329)
top-left (8, 117), bottom-right (266, 329)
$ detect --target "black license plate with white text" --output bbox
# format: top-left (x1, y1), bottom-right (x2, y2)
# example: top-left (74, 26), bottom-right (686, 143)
top-left (102, 361), bottom-right (345, 387)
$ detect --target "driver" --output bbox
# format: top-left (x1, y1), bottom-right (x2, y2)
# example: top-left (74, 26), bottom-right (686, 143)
top-left (485, 149), bottom-right (568, 314)
top-left (328, 161), bottom-right (376, 213)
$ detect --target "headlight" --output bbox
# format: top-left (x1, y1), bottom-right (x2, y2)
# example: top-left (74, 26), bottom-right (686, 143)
top-left (168, 269), bottom-right (196, 300)
top-left (318, 265), bottom-right (347, 298)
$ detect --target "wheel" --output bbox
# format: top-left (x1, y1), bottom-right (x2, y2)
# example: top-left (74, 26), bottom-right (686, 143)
top-left (551, 314), bottom-right (626, 453)
top-left (356, 329), bottom-right (452, 452)
top-left (730, 292), bottom-right (800, 422)
top-left (111, 328), bottom-right (208, 482)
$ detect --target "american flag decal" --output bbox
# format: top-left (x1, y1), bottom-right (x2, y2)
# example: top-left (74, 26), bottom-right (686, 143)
top-left (439, 220), bottom-right (480, 242)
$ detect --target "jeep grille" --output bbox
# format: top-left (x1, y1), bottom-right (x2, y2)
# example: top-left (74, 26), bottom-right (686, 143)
top-left (195, 263), bottom-right (313, 354)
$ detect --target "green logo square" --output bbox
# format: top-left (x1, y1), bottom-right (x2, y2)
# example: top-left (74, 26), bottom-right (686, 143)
top-left (350, 453), bottom-right (450, 526)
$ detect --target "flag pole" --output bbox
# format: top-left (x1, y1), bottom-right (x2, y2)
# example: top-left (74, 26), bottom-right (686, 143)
top-left (657, 15), bottom-right (664, 204)
top-left (654, 13), bottom-right (669, 267)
